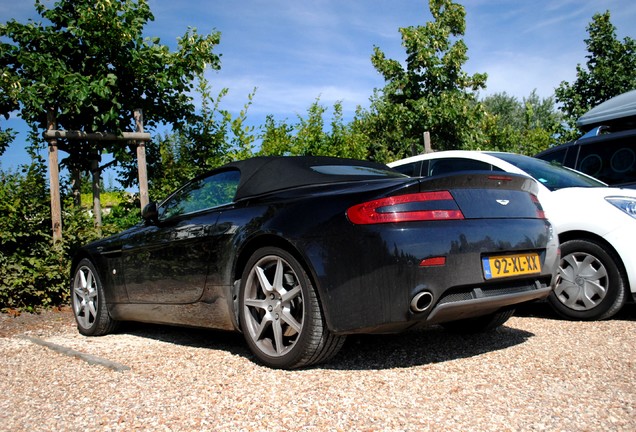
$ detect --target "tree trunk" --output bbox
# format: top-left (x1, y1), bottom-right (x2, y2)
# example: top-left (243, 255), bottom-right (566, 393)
top-left (90, 155), bottom-right (103, 236)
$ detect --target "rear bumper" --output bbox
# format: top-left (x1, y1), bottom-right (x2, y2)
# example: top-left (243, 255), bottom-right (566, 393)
top-left (424, 280), bottom-right (552, 325)
top-left (304, 218), bottom-right (559, 334)
top-left (326, 276), bottom-right (554, 335)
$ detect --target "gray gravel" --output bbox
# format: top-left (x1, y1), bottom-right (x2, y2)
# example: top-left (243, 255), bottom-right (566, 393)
top-left (1, 304), bottom-right (634, 431)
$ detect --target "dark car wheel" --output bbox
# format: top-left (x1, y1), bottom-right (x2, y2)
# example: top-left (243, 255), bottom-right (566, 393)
top-left (71, 259), bottom-right (118, 336)
top-left (239, 247), bottom-right (346, 369)
top-left (548, 239), bottom-right (626, 321)
top-left (441, 309), bottom-right (515, 334)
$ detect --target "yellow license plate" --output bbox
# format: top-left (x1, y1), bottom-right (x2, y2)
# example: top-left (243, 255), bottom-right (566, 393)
top-left (482, 253), bottom-right (541, 280)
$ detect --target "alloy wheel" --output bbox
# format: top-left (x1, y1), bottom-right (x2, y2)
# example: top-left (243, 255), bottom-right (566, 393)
top-left (73, 265), bottom-right (99, 330)
top-left (242, 254), bottom-right (305, 357)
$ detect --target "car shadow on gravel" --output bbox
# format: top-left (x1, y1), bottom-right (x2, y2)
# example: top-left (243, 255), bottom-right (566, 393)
top-left (117, 320), bottom-right (535, 371)
top-left (515, 301), bottom-right (636, 322)
top-left (330, 301), bottom-right (635, 370)
top-left (121, 321), bottom-right (252, 357)
top-left (7, 302), bottom-right (634, 370)
top-left (326, 325), bottom-right (535, 370)
top-left (114, 300), bottom-right (635, 370)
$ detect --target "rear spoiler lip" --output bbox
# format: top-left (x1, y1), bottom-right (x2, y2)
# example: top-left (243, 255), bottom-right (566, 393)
top-left (415, 170), bottom-right (539, 196)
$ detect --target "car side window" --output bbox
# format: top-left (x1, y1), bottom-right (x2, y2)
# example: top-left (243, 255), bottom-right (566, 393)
top-left (576, 138), bottom-right (636, 185)
top-left (427, 158), bottom-right (499, 176)
top-left (160, 169), bottom-right (240, 219)
top-left (536, 148), bottom-right (568, 166)
top-left (392, 161), bottom-right (422, 176)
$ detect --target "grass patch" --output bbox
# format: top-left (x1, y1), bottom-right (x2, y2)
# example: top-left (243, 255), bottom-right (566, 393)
top-left (80, 191), bottom-right (126, 208)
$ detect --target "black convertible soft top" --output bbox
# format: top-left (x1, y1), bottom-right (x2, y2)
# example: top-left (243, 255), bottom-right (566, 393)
top-left (221, 156), bottom-right (402, 200)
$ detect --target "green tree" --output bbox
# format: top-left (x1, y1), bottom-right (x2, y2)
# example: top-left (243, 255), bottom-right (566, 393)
top-left (555, 10), bottom-right (636, 139)
top-left (0, 0), bottom-right (222, 188)
top-left (0, 0), bottom-right (226, 311)
top-left (133, 76), bottom-right (258, 201)
top-left (259, 99), bottom-right (368, 159)
top-left (259, 115), bottom-right (294, 156)
top-left (362, 0), bottom-right (488, 161)
top-left (0, 71), bottom-right (17, 153)
top-left (327, 102), bottom-right (368, 160)
top-left (481, 90), bottom-right (561, 154)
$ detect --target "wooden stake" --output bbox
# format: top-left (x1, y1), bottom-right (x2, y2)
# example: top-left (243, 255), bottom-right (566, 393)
top-left (423, 131), bottom-right (432, 154)
top-left (46, 109), bottom-right (62, 243)
top-left (134, 109), bottom-right (149, 210)
top-left (91, 156), bottom-right (103, 235)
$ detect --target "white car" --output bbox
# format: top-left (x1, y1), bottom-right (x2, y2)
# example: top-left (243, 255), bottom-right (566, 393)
top-left (389, 150), bottom-right (636, 320)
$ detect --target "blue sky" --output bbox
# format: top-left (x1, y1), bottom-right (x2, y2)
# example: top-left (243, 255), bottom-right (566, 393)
top-left (1, 0), bottom-right (635, 171)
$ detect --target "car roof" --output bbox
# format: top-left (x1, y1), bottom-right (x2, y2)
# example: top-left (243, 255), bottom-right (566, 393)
top-left (219, 156), bottom-right (398, 200)
top-left (388, 150), bottom-right (607, 189)
top-left (388, 150), bottom-right (522, 169)
top-left (576, 89), bottom-right (636, 132)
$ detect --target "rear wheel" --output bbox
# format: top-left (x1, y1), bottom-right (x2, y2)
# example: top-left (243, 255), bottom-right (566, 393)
top-left (239, 247), bottom-right (346, 369)
top-left (71, 259), bottom-right (118, 336)
top-left (548, 239), bottom-right (626, 320)
top-left (441, 309), bottom-right (515, 334)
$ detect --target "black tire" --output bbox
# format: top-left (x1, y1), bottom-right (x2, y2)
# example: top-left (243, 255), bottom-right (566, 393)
top-left (548, 239), bottom-right (626, 321)
top-left (71, 258), bottom-right (119, 336)
top-left (441, 309), bottom-right (515, 334)
top-left (239, 247), bottom-right (346, 369)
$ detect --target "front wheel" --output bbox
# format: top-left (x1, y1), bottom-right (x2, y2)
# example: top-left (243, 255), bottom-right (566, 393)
top-left (71, 259), bottom-right (118, 336)
top-left (239, 247), bottom-right (346, 369)
top-left (548, 239), bottom-right (626, 320)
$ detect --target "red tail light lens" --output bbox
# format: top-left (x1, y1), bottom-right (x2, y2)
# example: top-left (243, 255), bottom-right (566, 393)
top-left (347, 191), bottom-right (464, 225)
top-left (531, 194), bottom-right (546, 219)
top-left (419, 256), bottom-right (446, 267)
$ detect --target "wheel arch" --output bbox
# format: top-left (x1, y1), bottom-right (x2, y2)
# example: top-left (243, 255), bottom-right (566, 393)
top-left (69, 250), bottom-right (115, 304)
top-left (557, 230), bottom-right (631, 301)
top-left (70, 249), bottom-right (102, 281)
top-left (231, 234), bottom-right (332, 329)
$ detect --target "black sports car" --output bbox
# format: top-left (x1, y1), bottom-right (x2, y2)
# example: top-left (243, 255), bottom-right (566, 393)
top-left (71, 156), bottom-right (559, 369)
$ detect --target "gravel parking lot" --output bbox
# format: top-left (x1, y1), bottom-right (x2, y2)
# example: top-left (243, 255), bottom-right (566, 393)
top-left (1, 303), bottom-right (634, 431)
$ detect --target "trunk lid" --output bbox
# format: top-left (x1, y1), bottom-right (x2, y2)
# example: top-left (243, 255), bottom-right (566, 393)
top-left (417, 172), bottom-right (544, 219)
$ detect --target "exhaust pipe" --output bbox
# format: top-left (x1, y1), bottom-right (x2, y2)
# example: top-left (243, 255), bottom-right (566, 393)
top-left (410, 291), bottom-right (434, 313)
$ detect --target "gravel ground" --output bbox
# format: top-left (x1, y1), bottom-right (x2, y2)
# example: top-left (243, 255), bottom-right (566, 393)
top-left (1, 303), bottom-right (634, 431)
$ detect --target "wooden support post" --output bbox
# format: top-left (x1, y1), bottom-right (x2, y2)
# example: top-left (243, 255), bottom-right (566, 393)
top-left (134, 109), bottom-right (149, 210)
top-left (46, 110), bottom-right (63, 243)
top-left (423, 131), bottom-right (432, 154)
top-left (91, 156), bottom-right (103, 236)
top-left (71, 168), bottom-right (82, 208)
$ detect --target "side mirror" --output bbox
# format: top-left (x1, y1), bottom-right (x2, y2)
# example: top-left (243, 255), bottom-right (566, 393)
top-left (141, 202), bottom-right (159, 223)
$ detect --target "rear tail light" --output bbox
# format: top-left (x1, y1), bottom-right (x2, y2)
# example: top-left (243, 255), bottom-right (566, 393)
top-left (419, 256), bottom-right (446, 267)
top-left (347, 191), bottom-right (464, 224)
top-left (531, 194), bottom-right (546, 219)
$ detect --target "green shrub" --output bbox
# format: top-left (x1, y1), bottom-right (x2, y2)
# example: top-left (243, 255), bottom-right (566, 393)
top-left (0, 162), bottom-right (103, 312)
top-left (0, 163), bottom-right (69, 312)
top-left (102, 193), bottom-right (142, 232)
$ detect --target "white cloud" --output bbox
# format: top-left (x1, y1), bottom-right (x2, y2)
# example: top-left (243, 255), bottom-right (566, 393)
top-left (2, 0), bottom-right (636, 169)
top-left (470, 53), bottom-right (578, 99)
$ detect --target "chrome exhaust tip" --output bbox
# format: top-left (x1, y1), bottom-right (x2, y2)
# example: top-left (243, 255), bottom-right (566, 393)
top-left (410, 291), bottom-right (434, 313)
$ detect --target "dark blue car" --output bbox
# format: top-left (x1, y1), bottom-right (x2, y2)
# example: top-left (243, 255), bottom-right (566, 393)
top-left (71, 156), bottom-right (559, 369)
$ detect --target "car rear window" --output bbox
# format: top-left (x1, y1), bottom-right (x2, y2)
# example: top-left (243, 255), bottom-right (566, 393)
top-left (311, 165), bottom-right (406, 177)
top-left (490, 152), bottom-right (606, 190)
